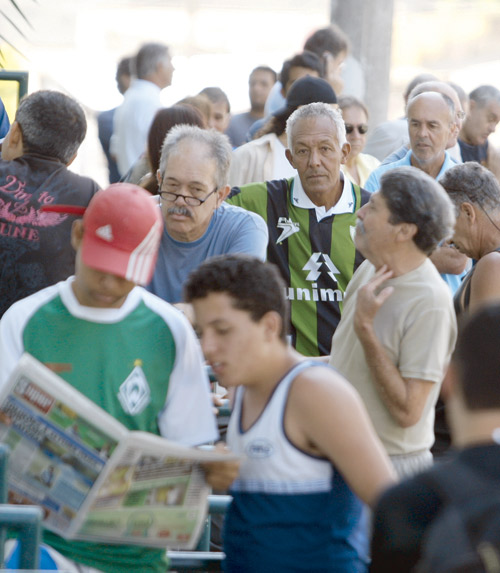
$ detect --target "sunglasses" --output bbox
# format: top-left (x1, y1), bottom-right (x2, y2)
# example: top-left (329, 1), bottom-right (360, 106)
top-left (345, 123), bottom-right (369, 135)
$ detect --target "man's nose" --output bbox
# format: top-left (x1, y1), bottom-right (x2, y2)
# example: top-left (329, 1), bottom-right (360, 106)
top-left (309, 148), bottom-right (321, 166)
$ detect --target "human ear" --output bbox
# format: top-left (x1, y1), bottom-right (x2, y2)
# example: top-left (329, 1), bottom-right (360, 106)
top-left (71, 219), bottom-right (84, 251)
top-left (285, 148), bottom-right (295, 168)
top-left (217, 185), bottom-right (231, 204)
top-left (261, 310), bottom-right (282, 341)
top-left (340, 142), bottom-right (351, 165)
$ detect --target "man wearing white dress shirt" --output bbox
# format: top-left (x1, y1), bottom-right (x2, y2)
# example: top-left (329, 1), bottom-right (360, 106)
top-left (112, 42), bottom-right (174, 176)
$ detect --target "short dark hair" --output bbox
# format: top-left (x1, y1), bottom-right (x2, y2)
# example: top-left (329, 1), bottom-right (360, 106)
top-left (135, 43), bottom-right (170, 79)
top-left (184, 255), bottom-right (289, 343)
top-left (15, 90), bottom-right (87, 164)
top-left (454, 304), bottom-right (500, 410)
top-left (280, 51), bottom-right (324, 88)
top-left (304, 24), bottom-right (350, 58)
top-left (250, 66), bottom-right (277, 83)
top-left (116, 56), bottom-right (132, 94)
top-left (379, 167), bottom-right (455, 255)
top-left (440, 162), bottom-right (500, 214)
top-left (198, 87), bottom-right (231, 113)
top-left (469, 85), bottom-right (500, 107)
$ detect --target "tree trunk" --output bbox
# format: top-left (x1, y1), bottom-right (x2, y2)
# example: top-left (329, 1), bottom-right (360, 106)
top-left (331, 0), bottom-right (395, 127)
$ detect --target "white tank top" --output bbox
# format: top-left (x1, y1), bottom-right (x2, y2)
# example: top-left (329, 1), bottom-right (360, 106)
top-left (227, 360), bottom-right (334, 494)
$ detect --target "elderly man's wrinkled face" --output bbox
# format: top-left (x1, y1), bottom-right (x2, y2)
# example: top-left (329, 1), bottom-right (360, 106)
top-left (408, 94), bottom-right (454, 167)
top-left (285, 115), bottom-right (349, 210)
top-left (355, 192), bottom-right (400, 263)
top-left (159, 140), bottom-right (224, 243)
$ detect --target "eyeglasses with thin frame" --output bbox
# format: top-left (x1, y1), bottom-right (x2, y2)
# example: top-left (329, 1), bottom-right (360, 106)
top-left (159, 186), bottom-right (218, 207)
top-left (345, 123), bottom-right (369, 135)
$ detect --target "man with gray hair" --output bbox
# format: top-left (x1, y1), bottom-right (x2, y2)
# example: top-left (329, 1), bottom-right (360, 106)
top-left (147, 124), bottom-right (268, 303)
top-left (0, 90), bottom-right (99, 318)
top-left (228, 102), bottom-right (371, 357)
top-left (365, 91), bottom-right (468, 294)
top-left (112, 42), bottom-right (174, 176)
top-left (330, 167), bottom-right (457, 478)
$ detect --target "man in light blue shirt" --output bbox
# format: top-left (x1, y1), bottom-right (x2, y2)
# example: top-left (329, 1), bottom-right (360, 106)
top-left (147, 125), bottom-right (268, 303)
top-left (364, 92), bottom-right (468, 292)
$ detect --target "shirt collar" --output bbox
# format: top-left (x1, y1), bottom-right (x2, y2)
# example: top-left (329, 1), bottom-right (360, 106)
top-left (290, 173), bottom-right (356, 221)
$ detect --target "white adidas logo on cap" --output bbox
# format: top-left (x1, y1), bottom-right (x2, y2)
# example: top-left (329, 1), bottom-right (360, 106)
top-left (96, 224), bottom-right (114, 242)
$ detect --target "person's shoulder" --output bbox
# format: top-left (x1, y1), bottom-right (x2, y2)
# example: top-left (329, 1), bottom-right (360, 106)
top-left (137, 287), bottom-right (199, 339)
top-left (289, 361), bottom-right (371, 420)
top-left (352, 259), bottom-right (375, 282)
top-left (397, 260), bottom-right (454, 314)
top-left (469, 250), bottom-right (500, 295)
top-left (419, 259), bottom-right (455, 292)
top-left (475, 249), bottom-right (500, 269)
top-left (218, 200), bottom-right (264, 221)
top-left (349, 177), bottom-right (372, 205)
top-left (13, 155), bottom-right (100, 193)
top-left (2, 282), bottom-right (61, 326)
top-left (293, 361), bottom-right (349, 386)
top-left (233, 133), bottom-right (275, 153)
top-left (358, 152), bottom-right (381, 171)
top-left (227, 178), bottom-right (272, 203)
top-left (138, 288), bottom-right (186, 318)
top-left (62, 168), bottom-right (100, 191)
top-left (229, 111), bottom-right (250, 124)
top-left (215, 203), bottom-right (268, 247)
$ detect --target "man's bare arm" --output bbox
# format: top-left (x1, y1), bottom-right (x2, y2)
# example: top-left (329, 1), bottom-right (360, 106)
top-left (353, 265), bottom-right (434, 428)
top-left (469, 251), bottom-right (500, 311)
top-left (287, 368), bottom-right (396, 508)
top-left (201, 442), bottom-right (240, 492)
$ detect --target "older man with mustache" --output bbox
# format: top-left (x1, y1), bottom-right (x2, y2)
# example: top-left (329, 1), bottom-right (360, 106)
top-left (146, 124), bottom-right (268, 303)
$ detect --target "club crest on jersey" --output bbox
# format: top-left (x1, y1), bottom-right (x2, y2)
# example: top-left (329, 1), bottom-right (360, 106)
top-left (276, 217), bottom-right (300, 243)
top-left (118, 360), bottom-right (151, 415)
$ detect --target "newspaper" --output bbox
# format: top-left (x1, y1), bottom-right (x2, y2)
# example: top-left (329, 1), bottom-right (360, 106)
top-left (0, 353), bottom-right (234, 549)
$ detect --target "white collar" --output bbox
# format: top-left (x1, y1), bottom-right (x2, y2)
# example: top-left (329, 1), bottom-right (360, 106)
top-left (290, 174), bottom-right (356, 221)
top-left (59, 277), bottom-right (142, 323)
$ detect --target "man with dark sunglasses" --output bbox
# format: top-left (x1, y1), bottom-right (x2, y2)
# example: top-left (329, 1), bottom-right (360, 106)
top-left (146, 124), bottom-right (268, 304)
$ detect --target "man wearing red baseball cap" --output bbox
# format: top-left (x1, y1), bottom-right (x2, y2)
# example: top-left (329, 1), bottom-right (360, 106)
top-left (0, 183), bottom-right (222, 572)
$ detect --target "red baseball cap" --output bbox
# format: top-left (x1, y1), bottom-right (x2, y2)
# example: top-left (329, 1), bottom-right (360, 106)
top-left (80, 183), bottom-right (163, 285)
top-left (42, 183), bottom-right (163, 285)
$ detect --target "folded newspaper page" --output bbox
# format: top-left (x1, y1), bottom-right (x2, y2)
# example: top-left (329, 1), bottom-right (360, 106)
top-left (0, 353), bottom-right (235, 549)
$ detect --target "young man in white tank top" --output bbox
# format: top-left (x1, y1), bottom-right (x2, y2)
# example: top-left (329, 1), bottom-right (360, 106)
top-left (185, 254), bottom-right (395, 573)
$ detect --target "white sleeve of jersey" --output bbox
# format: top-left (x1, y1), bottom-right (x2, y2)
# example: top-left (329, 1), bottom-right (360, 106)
top-left (142, 292), bottom-right (219, 446)
top-left (0, 285), bottom-right (60, 390)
